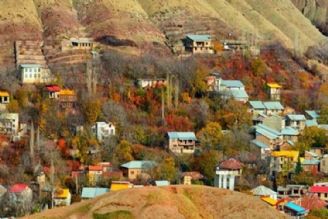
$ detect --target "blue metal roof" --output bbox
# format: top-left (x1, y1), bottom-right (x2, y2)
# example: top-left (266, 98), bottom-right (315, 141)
top-left (263, 101), bottom-right (284, 110)
top-left (281, 127), bottom-right (299, 136)
top-left (81, 187), bottom-right (109, 199)
top-left (255, 124), bottom-right (280, 139)
top-left (186, 34), bottom-right (211, 42)
top-left (251, 139), bottom-right (269, 149)
top-left (302, 159), bottom-right (320, 165)
top-left (20, 64), bottom-right (41, 68)
top-left (306, 119), bottom-right (318, 127)
top-left (249, 101), bottom-right (266, 109)
top-left (230, 89), bottom-right (249, 99)
top-left (305, 110), bottom-right (319, 119)
top-left (121, 160), bottom-right (156, 169)
top-left (287, 114), bottom-right (306, 121)
top-left (221, 80), bottom-right (244, 88)
top-left (285, 202), bottom-right (307, 215)
top-left (167, 132), bottom-right (197, 140)
top-left (155, 180), bottom-right (170, 186)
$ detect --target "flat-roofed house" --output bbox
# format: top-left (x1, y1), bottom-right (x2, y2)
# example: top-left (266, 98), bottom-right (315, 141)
top-left (81, 187), bottom-right (108, 199)
top-left (20, 64), bottom-right (51, 84)
top-left (167, 132), bottom-right (198, 154)
top-left (110, 181), bottom-right (133, 191)
top-left (120, 160), bottom-right (156, 180)
top-left (184, 34), bottom-right (214, 54)
top-left (0, 113), bottom-right (19, 135)
top-left (91, 121), bottom-right (115, 143)
top-left (270, 150), bottom-right (299, 173)
top-left (266, 83), bottom-right (282, 100)
top-left (54, 188), bottom-right (71, 206)
top-left (70, 38), bottom-right (93, 50)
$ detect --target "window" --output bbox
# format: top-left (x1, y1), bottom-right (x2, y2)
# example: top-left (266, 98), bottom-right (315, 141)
top-left (130, 171), bottom-right (134, 175)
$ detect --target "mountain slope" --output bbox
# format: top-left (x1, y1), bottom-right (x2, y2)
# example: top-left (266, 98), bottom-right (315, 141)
top-left (25, 186), bottom-right (287, 219)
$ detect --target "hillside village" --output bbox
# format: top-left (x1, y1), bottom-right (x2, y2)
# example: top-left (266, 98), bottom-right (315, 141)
top-left (0, 32), bottom-right (328, 219)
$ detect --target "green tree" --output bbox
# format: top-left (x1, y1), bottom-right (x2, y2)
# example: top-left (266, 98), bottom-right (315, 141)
top-left (251, 58), bottom-right (266, 76)
top-left (296, 126), bottom-right (328, 155)
top-left (115, 140), bottom-right (133, 164)
top-left (197, 122), bottom-right (223, 149)
top-left (191, 68), bottom-right (208, 97)
top-left (196, 150), bottom-right (220, 184)
top-left (295, 157), bottom-right (303, 175)
top-left (156, 157), bottom-right (177, 182)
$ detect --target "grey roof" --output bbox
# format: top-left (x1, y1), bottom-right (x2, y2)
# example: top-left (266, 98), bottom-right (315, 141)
top-left (287, 114), bottom-right (306, 121)
top-left (121, 160), bottom-right (156, 169)
top-left (251, 185), bottom-right (277, 196)
top-left (251, 139), bottom-right (269, 149)
top-left (81, 187), bottom-right (108, 199)
top-left (221, 80), bottom-right (245, 88)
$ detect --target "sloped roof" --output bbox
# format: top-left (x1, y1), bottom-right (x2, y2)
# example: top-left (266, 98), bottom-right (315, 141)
top-left (305, 110), bottom-right (319, 119)
top-left (287, 114), bottom-right (306, 121)
top-left (267, 83), bottom-right (282, 88)
top-left (221, 80), bottom-right (244, 88)
top-left (0, 91), bottom-right (9, 97)
top-left (302, 159), bottom-right (320, 165)
top-left (219, 158), bottom-right (243, 170)
top-left (281, 127), bottom-right (299, 136)
top-left (295, 194), bottom-right (326, 210)
top-left (155, 180), bottom-right (170, 186)
top-left (230, 89), bottom-right (249, 99)
top-left (309, 185), bottom-right (328, 193)
top-left (306, 119), bottom-right (318, 127)
top-left (249, 101), bottom-right (266, 109)
top-left (255, 124), bottom-right (280, 139)
top-left (186, 34), bottom-right (211, 42)
top-left (89, 165), bottom-right (103, 172)
top-left (167, 132), bottom-right (197, 140)
top-left (121, 160), bottom-right (156, 169)
top-left (263, 101), bottom-right (284, 110)
top-left (9, 183), bottom-right (29, 193)
top-left (251, 185), bottom-right (277, 196)
top-left (181, 171), bottom-right (204, 180)
top-left (261, 197), bottom-right (278, 206)
top-left (285, 202), bottom-right (307, 214)
top-left (81, 187), bottom-right (108, 199)
top-left (45, 85), bottom-right (61, 92)
top-left (20, 64), bottom-right (41, 68)
top-left (251, 139), bottom-right (269, 149)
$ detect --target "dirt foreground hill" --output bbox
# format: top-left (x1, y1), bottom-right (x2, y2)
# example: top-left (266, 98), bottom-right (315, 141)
top-left (25, 185), bottom-right (287, 219)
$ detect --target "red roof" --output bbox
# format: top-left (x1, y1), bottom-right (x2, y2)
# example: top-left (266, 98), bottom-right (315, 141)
top-left (295, 194), bottom-right (326, 210)
top-left (219, 158), bottom-right (243, 170)
top-left (45, 85), bottom-right (61, 92)
top-left (181, 171), bottom-right (204, 180)
top-left (89, 165), bottom-right (103, 172)
top-left (309, 185), bottom-right (328, 193)
top-left (9, 183), bottom-right (28, 193)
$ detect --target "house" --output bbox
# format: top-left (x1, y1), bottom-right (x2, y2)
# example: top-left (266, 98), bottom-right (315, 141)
top-left (0, 91), bottom-right (10, 111)
top-left (320, 155), bottom-right (328, 174)
top-left (294, 194), bottom-right (326, 211)
top-left (249, 101), bottom-right (284, 116)
top-left (277, 185), bottom-right (307, 199)
top-left (58, 89), bottom-right (77, 111)
top-left (69, 38), bottom-right (93, 50)
top-left (53, 188), bottom-right (71, 206)
top-left (301, 158), bottom-right (320, 173)
top-left (91, 121), bottom-right (115, 142)
top-left (45, 85), bottom-right (61, 99)
top-left (266, 83), bottom-right (282, 100)
top-left (88, 165), bottom-right (103, 186)
top-left (166, 132), bottom-right (197, 154)
top-left (181, 171), bottom-right (204, 185)
top-left (81, 187), bottom-right (109, 199)
top-left (250, 139), bottom-right (271, 159)
top-left (0, 113), bottom-right (19, 134)
top-left (270, 150), bottom-right (299, 173)
top-left (120, 160), bottom-right (156, 180)
top-left (253, 124), bottom-right (283, 150)
top-left (136, 78), bottom-right (167, 89)
top-left (251, 185), bottom-right (277, 200)
top-left (111, 181), bottom-right (133, 191)
top-left (286, 114), bottom-right (306, 130)
top-left (309, 184), bottom-right (328, 202)
top-left (184, 34), bottom-right (214, 54)
top-left (261, 196), bottom-right (278, 207)
top-left (305, 110), bottom-right (319, 121)
top-left (8, 183), bottom-right (33, 212)
top-left (214, 158), bottom-right (243, 191)
top-left (283, 202), bottom-right (308, 217)
top-left (155, 180), bottom-right (170, 187)
top-left (20, 64), bottom-right (51, 84)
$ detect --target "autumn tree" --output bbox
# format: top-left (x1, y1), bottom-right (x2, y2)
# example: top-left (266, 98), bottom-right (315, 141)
top-left (83, 98), bottom-right (101, 124)
top-left (296, 126), bottom-right (328, 155)
top-left (197, 122), bottom-right (223, 150)
top-left (191, 67), bottom-right (208, 97)
top-left (251, 58), bottom-right (266, 77)
top-left (319, 105), bottom-right (328, 124)
top-left (195, 150), bottom-right (220, 185)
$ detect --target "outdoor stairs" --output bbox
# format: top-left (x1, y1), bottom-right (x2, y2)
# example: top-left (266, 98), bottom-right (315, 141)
top-left (15, 41), bottom-right (48, 68)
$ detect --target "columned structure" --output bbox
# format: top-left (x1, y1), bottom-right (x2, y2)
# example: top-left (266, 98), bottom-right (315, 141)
top-left (214, 158), bottom-right (243, 191)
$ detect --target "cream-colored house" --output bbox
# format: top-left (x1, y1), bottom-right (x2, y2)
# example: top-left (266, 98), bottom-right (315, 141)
top-left (20, 64), bottom-right (51, 84)
top-left (167, 132), bottom-right (198, 154)
top-left (121, 160), bottom-right (156, 180)
top-left (184, 35), bottom-right (214, 54)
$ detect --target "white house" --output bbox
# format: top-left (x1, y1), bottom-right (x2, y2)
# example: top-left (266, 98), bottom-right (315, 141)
top-left (20, 64), bottom-right (51, 84)
top-left (0, 113), bottom-right (19, 134)
top-left (214, 158), bottom-right (243, 191)
top-left (92, 121), bottom-right (116, 142)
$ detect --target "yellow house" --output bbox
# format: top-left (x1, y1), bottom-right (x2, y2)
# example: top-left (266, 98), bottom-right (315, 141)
top-left (0, 91), bottom-right (9, 104)
top-left (111, 181), bottom-right (133, 191)
top-left (270, 150), bottom-right (299, 173)
top-left (266, 83), bottom-right (282, 101)
top-left (54, 188), bottom-right (71, 206)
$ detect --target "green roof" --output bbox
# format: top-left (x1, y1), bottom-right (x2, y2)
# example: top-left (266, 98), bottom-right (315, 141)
top-left (306, 119), bottom-right (318, 127)
top-left (287, 114), bottom-right (306, 121)
top-left (281, 127), bottom-right (299, 136)
top-left (221, 80), bottom-right (244, 88)
top-left (81, 187), bottom-right (108, 199)
top-left (230, 89), bottom-right (249, 99)
top-left (302, 159), bottom-right (320, 165)
top-left (263, 101), bottom-right (284, 110)
top-left (167, 132), bottom-right (197, 140)
top-left (305, 110), bottom-right (319, 119)
top-left (121, 160), bottom-right (156, 169)
top-left (186, 34), bottom-right (211, 42)
top-left (155, 180), bottom-right (170, 186)
top-left (255, 124), bottom-right (280, 139)
top-left (251, 139), bottom-right (269, 149)
top-left (249, 101), bottom-right (266, 109)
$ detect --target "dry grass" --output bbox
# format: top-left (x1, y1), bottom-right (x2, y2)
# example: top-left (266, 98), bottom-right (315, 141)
top-left (27, 185), bottom-right (288, 219)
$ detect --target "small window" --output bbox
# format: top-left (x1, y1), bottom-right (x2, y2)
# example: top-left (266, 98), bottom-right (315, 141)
top-left (130, 171), bottom-right (134, 175)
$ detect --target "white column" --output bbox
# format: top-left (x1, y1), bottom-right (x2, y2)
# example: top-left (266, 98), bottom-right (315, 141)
top-left (218, 174), bottom-right (222, 188)
top-left (223, 174), bottom-right (227, 189)
top-left (229, 175), bottom-right (235, 191)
